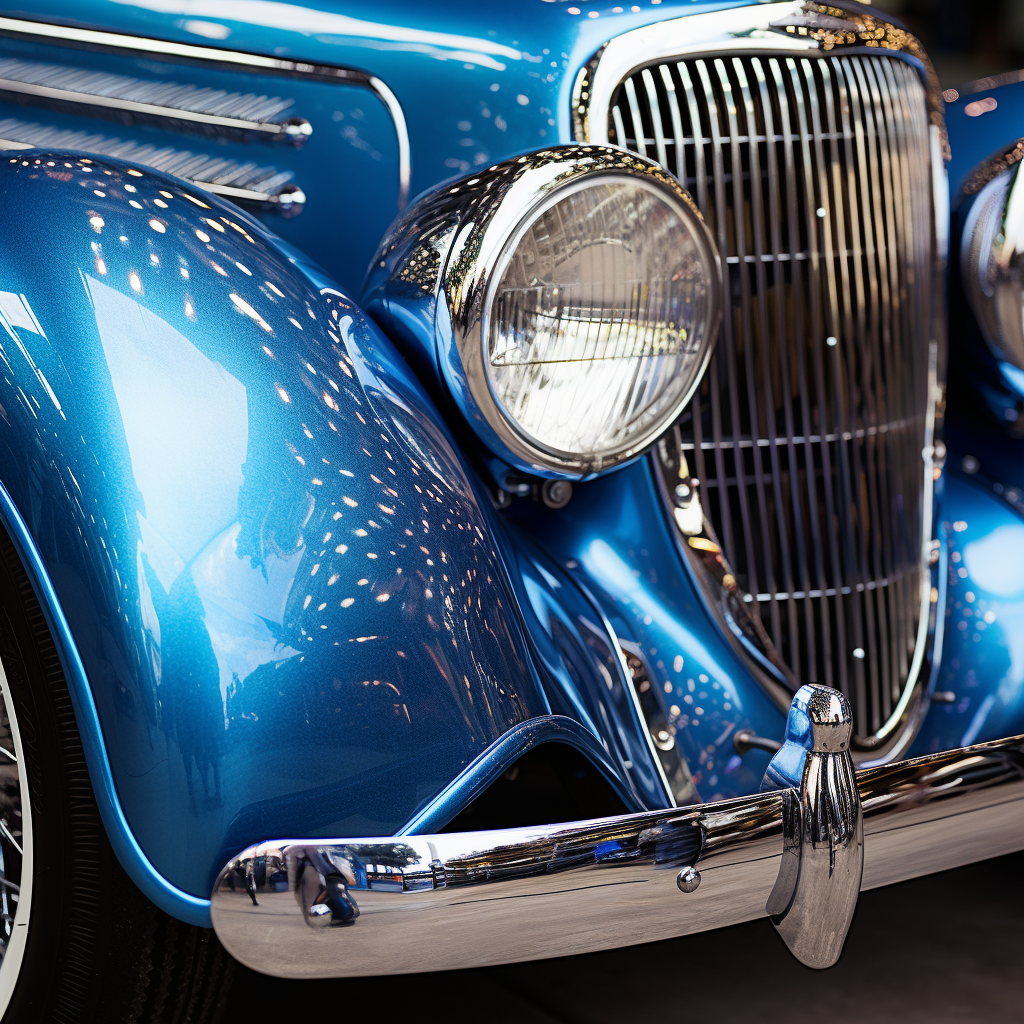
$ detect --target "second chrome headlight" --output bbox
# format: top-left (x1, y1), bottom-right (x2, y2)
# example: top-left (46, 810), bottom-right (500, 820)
top-left (368, 146), bottom-right (722, 478)
top-left (963, 149), bottom-right (1024, 374)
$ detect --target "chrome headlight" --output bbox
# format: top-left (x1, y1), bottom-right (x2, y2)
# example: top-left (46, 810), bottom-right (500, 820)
top-left (369, 146), bottom-right (722, 478)
top-left (963, 152), bottom-right (1024, 375)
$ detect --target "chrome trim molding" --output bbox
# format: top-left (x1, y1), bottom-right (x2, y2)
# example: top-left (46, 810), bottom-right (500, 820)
top-left (0, 14), bottom-right (410, 206)
top-left (0, 119), bottom-right (305, 214)
top-left (211, 722), bottom-right (1024, 976)
top-left (0, 56), bottom-right (310, 140)
top-left (945, 68), bottom-right (1024, 103)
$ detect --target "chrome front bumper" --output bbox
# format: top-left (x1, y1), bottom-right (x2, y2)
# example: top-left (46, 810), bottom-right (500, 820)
top-left (211, 717), bottom-right (1024, 978)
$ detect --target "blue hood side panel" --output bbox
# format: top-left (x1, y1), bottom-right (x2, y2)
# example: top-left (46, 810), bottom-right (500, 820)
top-left (9, 1), bottom-right (750, 203)
top-left (0, 152), bottom-right (657, 906)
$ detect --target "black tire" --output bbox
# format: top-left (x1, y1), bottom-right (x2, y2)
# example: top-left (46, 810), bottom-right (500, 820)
top-left (0, 523), bottom-right (235, 1023)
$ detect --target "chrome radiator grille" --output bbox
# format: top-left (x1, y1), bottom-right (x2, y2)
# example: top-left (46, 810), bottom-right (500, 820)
top-left (610, 54), bottom-right (934, 742)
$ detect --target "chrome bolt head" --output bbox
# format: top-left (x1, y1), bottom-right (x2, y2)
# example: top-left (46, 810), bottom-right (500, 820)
top-left (676, 865), bottom-right (701, 893)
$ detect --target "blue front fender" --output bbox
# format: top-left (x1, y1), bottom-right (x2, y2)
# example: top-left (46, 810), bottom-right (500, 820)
top-left (0, 151), bottom-right (667, 923)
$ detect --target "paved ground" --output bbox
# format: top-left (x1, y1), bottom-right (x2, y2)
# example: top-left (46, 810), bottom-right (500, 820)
top-left (223, 850), bottom-right (1023, 1022)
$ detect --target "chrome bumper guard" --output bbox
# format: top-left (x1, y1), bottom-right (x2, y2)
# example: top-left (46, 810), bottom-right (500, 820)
top-left (211, 686), bottom-right (1024, 978)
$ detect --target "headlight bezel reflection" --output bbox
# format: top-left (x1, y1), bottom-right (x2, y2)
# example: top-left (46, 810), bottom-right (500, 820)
top-left (406, 146), bottom-right (723, 480)
top-left (963, 152), bottom-right (1024, 380)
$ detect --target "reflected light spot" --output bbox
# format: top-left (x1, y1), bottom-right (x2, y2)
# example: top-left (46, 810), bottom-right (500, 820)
top-left (266, 280), bottom-right (285, 297)
top-left (205, 218), bottom-right (225, 232)
top-left (341, 597), bottom-right (354, 608)
top-left (196, 229), bottom-right (211, 243)
top-left (159, 190), bottom-right (173, 199)
top-left (376, 592), bottom-right (389, 602)
top-left (180, 267), bottom-right (189, 279)
top-left (93, 189), bottom-right (106, 197)
top-left (230, 292), bottom-right (273, 332)
top-left (262, 346), bottom-right (275, 358)
top-left (289, 317), bottom-right (303, 330)
top-left (154, 199), bottom-right (168, 208)
top-left (128, 272), bottom-right (142, 292)
top-left (343, 496), bottom-right (358, 507)
top-left (89, 216), bottom-right (104, 233)
top-left (183, 193), bottom-right (211, 208)
top-left (184, 299), bottom-right (195, 319)
top-left (127, 169), bottom-right (143, 177)
top-left (149, 219), bottom-right (166, 233)
top-left (124, 183), bottom-right (137, 192)
top-left (303, 595), bottom-right (311, 609)
top-left (150, 253), bottom-right (160, 265)
top-left (276, 386), bottom-right (290, 403)
top-left (357, 578), bottom-right (369, 585)
top-left (129, 200), bottom-right (143, 209)
top-left (235, 262), bottom-right (252, 275)
top-left (335, 544), bottom-right (348, 554)
top-left (95, 257), bottom-right (107, 275)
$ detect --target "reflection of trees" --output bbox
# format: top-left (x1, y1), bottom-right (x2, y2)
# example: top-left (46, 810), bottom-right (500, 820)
top-left (343, 843), bottom-right (422, 868)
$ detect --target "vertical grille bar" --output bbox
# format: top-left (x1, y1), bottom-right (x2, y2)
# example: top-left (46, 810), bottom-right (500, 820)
top-left (609, 54), bottom-right (933, 744)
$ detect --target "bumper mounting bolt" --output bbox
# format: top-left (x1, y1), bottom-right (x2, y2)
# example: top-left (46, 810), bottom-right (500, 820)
top-left (676, 865), bottom-right (701, 893)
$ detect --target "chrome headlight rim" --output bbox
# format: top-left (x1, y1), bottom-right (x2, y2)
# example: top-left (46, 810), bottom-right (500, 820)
top-left (962, 141), bottom-right (1024, 380)
top-left (437, 145), bottom-right (723, 479)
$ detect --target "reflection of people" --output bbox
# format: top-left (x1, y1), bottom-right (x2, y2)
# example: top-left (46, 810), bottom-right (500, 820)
top-left (244, 859), bottom-right (259, 907)
top-left (161, 571), bottom-right (224, 815)
top-left (288, 847), bottom-right (359, 926)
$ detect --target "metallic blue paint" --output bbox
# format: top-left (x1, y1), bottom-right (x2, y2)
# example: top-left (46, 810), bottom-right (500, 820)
top-left (0, 150), bottom-right (664, 915)
top-left (1, 0), bottom-right (1023, 933)
top-left (0, 479), bottom-right (213, 927)
top-left (7, 0), bottom-right (751, 293)
top-left (909, 474), bottom-right (1024, 755)
top-left (508, 458), bottom-right (789, 803)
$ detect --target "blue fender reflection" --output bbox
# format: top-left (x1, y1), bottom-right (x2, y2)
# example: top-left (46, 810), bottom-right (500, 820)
top-left (509, 458), bottom-right (788, 803)
top-left (909, 473), bottom-right (1024, 755)
top-left (0, 151), bottom-right (657, 913)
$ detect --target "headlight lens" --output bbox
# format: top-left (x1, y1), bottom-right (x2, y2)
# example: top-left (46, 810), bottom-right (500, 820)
top-left (963, 158), bottom-right (1024, 373)
top-left (484, 175), bottom-right (718, 465)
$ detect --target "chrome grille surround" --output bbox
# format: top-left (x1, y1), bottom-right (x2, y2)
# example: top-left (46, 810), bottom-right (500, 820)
top-left (574, 2), bottom-right (948, 757)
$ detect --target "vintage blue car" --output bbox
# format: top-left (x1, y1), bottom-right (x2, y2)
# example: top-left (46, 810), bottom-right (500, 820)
top-left (0, 0), bottom-right (1021, 1018)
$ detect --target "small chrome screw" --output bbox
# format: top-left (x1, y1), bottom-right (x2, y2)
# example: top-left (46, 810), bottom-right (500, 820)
top-left (676, 866), bottom-right (701, 893)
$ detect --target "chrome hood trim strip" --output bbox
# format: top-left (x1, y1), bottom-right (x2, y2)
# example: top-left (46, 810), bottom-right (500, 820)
top-left (0, 14), bottom-right (410, 206)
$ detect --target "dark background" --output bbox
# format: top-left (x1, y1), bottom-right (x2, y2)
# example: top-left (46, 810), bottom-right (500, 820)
top-left (875, 0), bottom-right (1024, 87)
top-left (222, 3), bottom-right (1023, 1020)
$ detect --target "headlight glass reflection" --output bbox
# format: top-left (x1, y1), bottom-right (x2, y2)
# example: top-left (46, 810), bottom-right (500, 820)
top-left (484, 176), bottom-right (719, 465)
